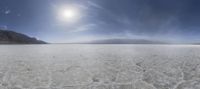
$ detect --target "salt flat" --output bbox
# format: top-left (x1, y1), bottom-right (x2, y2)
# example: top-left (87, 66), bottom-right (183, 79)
top-left (0, 44), bottom-right (199, 89)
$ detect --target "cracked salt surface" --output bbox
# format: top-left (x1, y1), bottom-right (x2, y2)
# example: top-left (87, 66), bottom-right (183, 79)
top-left (0, 44), bottom-right (200, 89)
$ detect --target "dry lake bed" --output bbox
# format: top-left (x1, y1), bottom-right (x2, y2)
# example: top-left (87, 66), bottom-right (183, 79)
top-left (0, 44), bottom-right (200, 89)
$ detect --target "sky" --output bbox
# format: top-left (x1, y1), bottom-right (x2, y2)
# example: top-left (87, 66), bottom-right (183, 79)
top-left (0, 0), bottom-right (200, 43)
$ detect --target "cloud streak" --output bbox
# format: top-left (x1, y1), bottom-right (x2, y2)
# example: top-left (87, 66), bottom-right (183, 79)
top-left (72, 23), bottom-right (97, 32)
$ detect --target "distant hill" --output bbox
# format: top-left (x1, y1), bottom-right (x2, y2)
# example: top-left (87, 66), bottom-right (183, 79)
top-left (80, 39), bottom-right (166, 44)
top-left (0, 30), bottom-right (46, 44)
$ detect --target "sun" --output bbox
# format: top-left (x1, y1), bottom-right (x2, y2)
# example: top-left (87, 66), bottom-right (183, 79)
top-left (62, 9), bottom-right (76, 19)
top-left (58, 6), bottom-right (80, 22)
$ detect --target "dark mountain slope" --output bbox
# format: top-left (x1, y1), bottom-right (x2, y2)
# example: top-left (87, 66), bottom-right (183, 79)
top-left (0, 30), bottom-right (46, 44)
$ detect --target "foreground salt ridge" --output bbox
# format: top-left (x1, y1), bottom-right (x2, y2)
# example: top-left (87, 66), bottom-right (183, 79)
top-left (0, 45), bottom-right (200, 89)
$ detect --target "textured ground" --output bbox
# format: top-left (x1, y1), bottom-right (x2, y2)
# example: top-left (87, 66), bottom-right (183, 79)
top-left (0, 44), bottom-right (200, 89)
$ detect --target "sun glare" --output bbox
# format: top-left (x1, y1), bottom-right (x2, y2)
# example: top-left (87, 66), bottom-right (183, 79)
top-left (62, 9), bottom-right (76, 19)
top-left (58, 6), bottom-right (80, 22)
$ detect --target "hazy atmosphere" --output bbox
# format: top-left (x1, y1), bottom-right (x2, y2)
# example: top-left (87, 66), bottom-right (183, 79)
top-left (0, 0), bottom-right (200, 43)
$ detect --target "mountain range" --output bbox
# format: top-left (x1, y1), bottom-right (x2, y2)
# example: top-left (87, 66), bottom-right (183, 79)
top-left (2, 29), bottom-right (196, 44)
top-left (0, 29), bottom-right (46, 44)
top-left (73, 39), bottom-right (166, 44)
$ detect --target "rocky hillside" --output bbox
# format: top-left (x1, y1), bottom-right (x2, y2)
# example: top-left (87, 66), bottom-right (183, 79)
top-left (0, 30), bottom-right (46, 44)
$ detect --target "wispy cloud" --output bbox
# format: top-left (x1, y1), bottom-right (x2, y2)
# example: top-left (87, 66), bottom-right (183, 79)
top-left (0, 25), bottom-right (8, 30)
top-left (4, 10), bottom-right (11, 14)
top-left (87, 1), bottom-right (104, 9)
top-left (72, 23), bottom-right (97, 32)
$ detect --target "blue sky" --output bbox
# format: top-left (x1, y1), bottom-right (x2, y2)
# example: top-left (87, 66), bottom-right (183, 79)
top-left (0, 0), bottom-right (200, 43)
